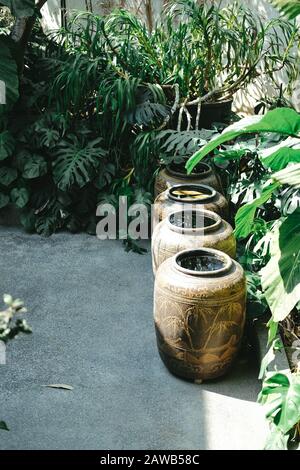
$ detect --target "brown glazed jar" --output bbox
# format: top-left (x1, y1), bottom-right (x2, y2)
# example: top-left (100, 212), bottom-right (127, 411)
top-left (152, 209), bottom-right (236, 275)
top-left (154, 161), bottom-right (222, 197)
top-left (153, 184), bottom-right (228, 228)
top-left (154, 248), bottom-right (246, 381)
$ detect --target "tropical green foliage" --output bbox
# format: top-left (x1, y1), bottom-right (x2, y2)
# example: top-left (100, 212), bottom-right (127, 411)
top-left (0, 1), bottom-right (299, 240)
top-left (104, 1), bottom-right (299, 104)
top-left (234, 183), bottom-right (280, 239)
top-left (261, 209), bottom-right (300, 322)
top-left (0, 130), bottom-right (14, 159)
top-left (186, 106), bottom-right (300, 448)
top-left (259, 365), bottom-right (300, 449)
top-left (260, 139), bottom-right (300, 170)
top-left (270, 0), bottom-right (300, 19)
top-left (52, 137), bottom-right (107, 191)
top-left (187, 108), bottom-right (300, 318)
top-left (186, 108), bottom-right (300, 173)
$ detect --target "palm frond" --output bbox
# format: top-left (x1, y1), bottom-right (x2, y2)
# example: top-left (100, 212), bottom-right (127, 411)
top-left (157, 129), bottom-right (218, 160)
top-left (269, 0), bottom-right (300, 19)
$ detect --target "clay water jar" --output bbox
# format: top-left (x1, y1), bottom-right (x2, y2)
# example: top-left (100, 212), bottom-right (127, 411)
top-left (153, 184), bottom-right (228, 228)
top-left (154, 248), bottom-right (246, 381)
top-left (154, 161), bottom-right (222, 197)
top-left (152, 209), bottom-right (236, 275)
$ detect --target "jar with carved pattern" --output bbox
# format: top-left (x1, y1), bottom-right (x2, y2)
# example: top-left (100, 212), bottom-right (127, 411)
top-left (154, 248), bottom-right (246, 381)
top-left (154, 161), bottom-right (222, 197)
top-left (153, 184), bottom-right (228, 229)
top-left (152, 209), bottom-right (236, 275)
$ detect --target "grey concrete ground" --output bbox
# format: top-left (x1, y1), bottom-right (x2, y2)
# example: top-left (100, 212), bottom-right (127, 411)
top-left (0, 227), bottom-right (268, 450)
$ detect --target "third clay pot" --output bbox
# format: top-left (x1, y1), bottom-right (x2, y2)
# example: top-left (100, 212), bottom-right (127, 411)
top-left (152, 209), bottom-right (236, 275)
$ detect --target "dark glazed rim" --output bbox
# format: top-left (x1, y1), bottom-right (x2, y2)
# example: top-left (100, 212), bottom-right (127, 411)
top-left (167, 209), bottom-right (221, 234)
top-left (174, 248), bottom-right (232, 277)
top-left (167, 184), bottom-right (216, 203)
top-left (166, 161), bottom-right (212, 179)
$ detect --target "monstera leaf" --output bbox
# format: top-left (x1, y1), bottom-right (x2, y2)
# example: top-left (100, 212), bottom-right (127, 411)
top-left (53, 137), bottom-right (107, 190)
top-left (259, 371), bottom-right (300, 438)
top-left (0, 38), bottom-right (19, 114)
top-left (10, 187), bottom-right (29, 208)
top-left (0, 0), bottom-right (35, 17)
top-left (186, 109), bottom-right (300, 173)
top-left (0, 131), bottom-right (15, 160)
top-left (261, 209), bottom-right (300, 321)
top-left (127, 102), bottom-right (169, 126)
top-left (22, 154), bottom-right (47, 179)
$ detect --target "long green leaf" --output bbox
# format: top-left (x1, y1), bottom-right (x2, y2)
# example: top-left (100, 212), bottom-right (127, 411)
top-left (259, 338), bottom-right (283, 380)
top-left (259, 137), bottom-right (300, 170)
top-left (269, 0), bottom-right (300, 19)
top-left (261, 209), bottom-right (300, 321)
top-left (234, 182), bottom-right (280, 239)
top-left (186, 109), bottom-right (300, 174)
top-left (234, 161), bottom-right (300, 239)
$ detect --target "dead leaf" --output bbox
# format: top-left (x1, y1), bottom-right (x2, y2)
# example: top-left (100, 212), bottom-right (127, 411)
top-left (42, 384), bottom-right (74, 390)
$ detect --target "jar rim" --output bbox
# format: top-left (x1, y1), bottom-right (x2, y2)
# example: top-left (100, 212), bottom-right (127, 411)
top-left (167, 209), bottom-right (222, 234)
top-left (166, 161), bottom-right (211, 179)
top-left (167, 184), bottom-right (216, 203)
top-left (174, 248), bottom-right (232, 277)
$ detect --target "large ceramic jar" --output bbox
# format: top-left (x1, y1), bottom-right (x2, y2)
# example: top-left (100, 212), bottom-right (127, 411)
top-left (154, 161), bottom-right (222, 197)
top-left (152, 209), bottom-right (236, 275)
top-left (153, 184), bottom-right (228, 228)
top-left (154, 248), bottom-right (246, 381)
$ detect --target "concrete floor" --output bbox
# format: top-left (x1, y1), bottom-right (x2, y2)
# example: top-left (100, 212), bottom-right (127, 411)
top-left (0, 227), bottom-right (268, 450)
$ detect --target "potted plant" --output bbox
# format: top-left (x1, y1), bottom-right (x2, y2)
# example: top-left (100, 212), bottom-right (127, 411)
top-left (103, 0), bottom-right (299, 130)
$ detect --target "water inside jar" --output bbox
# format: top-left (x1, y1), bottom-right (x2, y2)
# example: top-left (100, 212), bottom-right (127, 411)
top-left (170, 211), bottom-right (216, 229)
top-left (177, 253), bottom-right (225, 272)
